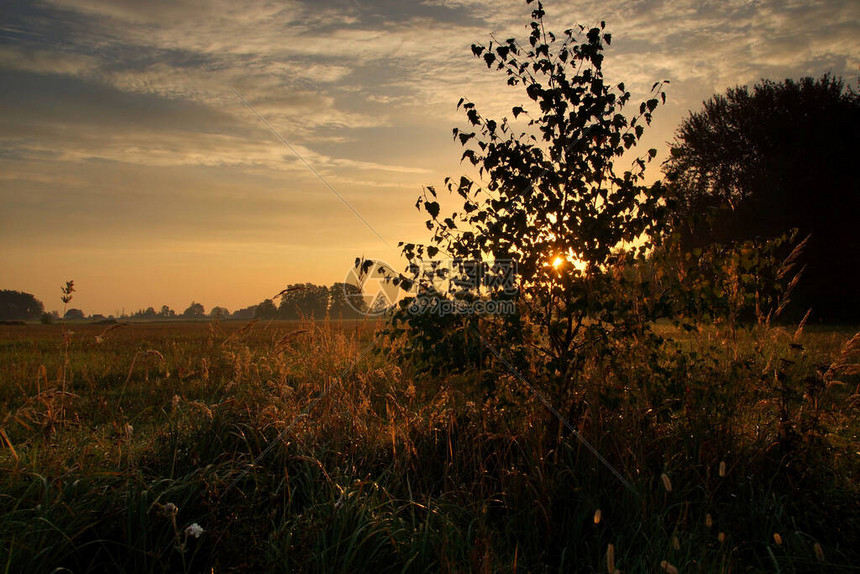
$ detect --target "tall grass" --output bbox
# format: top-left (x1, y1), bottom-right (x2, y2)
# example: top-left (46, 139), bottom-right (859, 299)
top-left (0, 318), bottom-right (857, 572)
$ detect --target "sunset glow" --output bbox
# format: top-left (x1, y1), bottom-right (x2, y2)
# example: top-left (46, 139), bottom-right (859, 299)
top-left (2, 0), bottom-right (857, 315)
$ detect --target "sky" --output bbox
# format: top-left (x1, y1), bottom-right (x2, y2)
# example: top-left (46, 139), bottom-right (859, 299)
top-left (1, 0), bottom-right (858, 316)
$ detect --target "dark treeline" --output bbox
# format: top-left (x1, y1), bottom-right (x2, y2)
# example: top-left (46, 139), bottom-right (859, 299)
top-left (129, 282), bottom-right (365, 321)
top-left (0, 283), bottom-right (366, 322)
top-left (248, 282), bottom-right (364, 320)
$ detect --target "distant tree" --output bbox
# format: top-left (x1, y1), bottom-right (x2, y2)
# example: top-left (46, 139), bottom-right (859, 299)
top-left (182, 302), bottom-right (205, 319)
top-left (159, 305), bottom-right (176, 318)
top-left (64, 308), bottom-right (85, 320)
top-left (210, 306), bottom-right (230, 319)
top-left (232, 305), bottom-right (257, 320)
top-left (133, 307), bottom-right (158, 319)
top-left (329, 282), bottom-right (365, 319)
top-left (0, 290), bottom-right (44, 320)
top-left (664, 74), bottom-right (860, 320)
top-left (254, 299), bottom-right (278, 319)
top-left (276, 284), bottom-right (329, 320)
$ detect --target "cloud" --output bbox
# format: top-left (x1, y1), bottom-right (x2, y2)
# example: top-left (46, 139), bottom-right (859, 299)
top-left (0, 112), bottom-right (430, 174)
top-left (0, 45), bottom-right (99, 76)
top-left (3, 0), bottom-right (856, 176)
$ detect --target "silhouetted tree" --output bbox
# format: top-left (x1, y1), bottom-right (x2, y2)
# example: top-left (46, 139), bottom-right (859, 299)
top-left (664, 74), bottom-right (860, 320)
top-left (159, 305), bottom-right (175, 318)
top-left (182, 302), bottom-right (205, 319)
top-left (210, 306), bottom-right (230, 319)
top-left (64, 308), bottom-right (85, 320)
top-left (232, 305), bottom-right (257, 320)
top-left (133, 307), bottom-right (158, 319)
top-left (0, 290), bottom-right (44, 320)
top-left (392, 0), bottom-right (670, 381)
top-left (254, 299), bottom-right (277, 319)
top-left (276, 284), bottom-right (329, 320)
top-left (329, 282), bottom-right (365, 319)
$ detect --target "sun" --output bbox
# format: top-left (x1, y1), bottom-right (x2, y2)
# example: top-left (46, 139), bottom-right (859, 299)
top-left (552, 256), bottom-right (564, 269)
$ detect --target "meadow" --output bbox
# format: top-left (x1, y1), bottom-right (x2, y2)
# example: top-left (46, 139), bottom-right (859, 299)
top-left (0, 318), bottom-right (858, 573)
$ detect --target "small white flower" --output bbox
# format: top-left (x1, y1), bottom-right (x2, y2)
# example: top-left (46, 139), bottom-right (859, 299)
top-left (185, 523), bottom-right (204, 538)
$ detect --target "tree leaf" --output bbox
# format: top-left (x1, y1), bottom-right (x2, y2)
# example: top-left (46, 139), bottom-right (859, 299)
top-left (425, 201), bottom-right (440, 219)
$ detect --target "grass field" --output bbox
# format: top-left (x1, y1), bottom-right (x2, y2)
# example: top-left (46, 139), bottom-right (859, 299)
top-left (1, 318), bottom-right (858, 573)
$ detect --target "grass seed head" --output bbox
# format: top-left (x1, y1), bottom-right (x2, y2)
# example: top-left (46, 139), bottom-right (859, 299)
top-left (773, 533), bottom-right (782, 545)
top-left (705, 513), bottom-right (713, 528)
top-left (672, 536), bottom-right (680, 551)
top-left (606, 544), bottom-right (615, 573)
top-left (158, 502), bottom-right (178, 517)
top-left (594, 509), bottom-right (602, 524)
top-left (719, 461), bottom-right (726, 477)
top-left (814, 542), bottom-right (824, 561)
top-left (661, 473), bottom-right (672, 492)
top-left (661, 560), bottom-right (679, 574)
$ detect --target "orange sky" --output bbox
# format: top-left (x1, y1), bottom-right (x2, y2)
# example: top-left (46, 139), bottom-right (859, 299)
top-left (2, 0), bottom-right (858, 315)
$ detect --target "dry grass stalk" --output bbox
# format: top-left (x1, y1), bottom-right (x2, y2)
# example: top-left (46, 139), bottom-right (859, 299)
top-left (792, 309), bottom-right (812, 342)
top-left (94, 322), bottom-right (130, 343)
top-left (0, 428), bottom-right (18, 461)
top-left (124, 349), bottom-right (166, 385)
top-left (220, 319), bottom-right (259, 347)
top-left (778, 234), bottom-right (810, 280)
